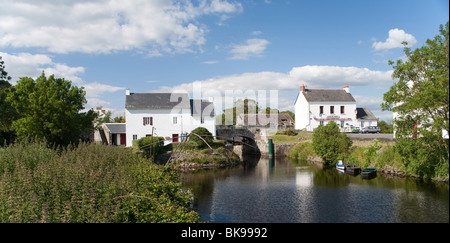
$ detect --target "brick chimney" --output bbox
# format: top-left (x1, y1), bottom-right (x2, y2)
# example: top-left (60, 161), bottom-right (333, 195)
top-left (343, 85), bottom-right (350, 93)
top-left (300, 84), bottom-right (306, 93)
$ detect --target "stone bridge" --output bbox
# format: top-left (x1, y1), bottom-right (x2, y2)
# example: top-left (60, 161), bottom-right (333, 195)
top-left (216, 127), bottom-right (296, 159)
top-left (217, 126), bottom-right (292, 159)
top-left (216, 128), bottom-right (261, 156)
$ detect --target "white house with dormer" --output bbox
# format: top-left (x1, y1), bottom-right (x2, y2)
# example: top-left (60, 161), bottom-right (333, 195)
top-left (125, 90), bottom-right (215, 146)
top-left (295, 84), bottom-right (377, 132)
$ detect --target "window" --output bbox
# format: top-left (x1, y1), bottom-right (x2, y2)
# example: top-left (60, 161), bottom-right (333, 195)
top-left (173, 116), bottom-right (177, 124)
top-left (133, 134), bottom-right (138, 140)
top-left (143, 117), bottom-right (153, 126)
top-left (340, 106), bottom-right (345, 114)
top-left (341, 120), bottom-right (345, 128)
top-left (319, 106), bottom-right (324, 114)
top-left (330, 106), bottom-right (335, 114)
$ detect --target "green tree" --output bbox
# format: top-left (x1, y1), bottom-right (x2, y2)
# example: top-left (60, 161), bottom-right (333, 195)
top-left (280, 110), bottom-right (295, 121)
top-left (136, 136), bottom-right (165, 159)
top-left (0, 56), bottom-right (17, 145)
top-left (381, 22), bottom-right (449, 179)
top-left (378, 120), bottom-right (393, 134)
top-left (382, 22), bottom-right (449, 151)
top-left (221, 98), bottom-right (260, 125)
top-left (94, 110), bottom-right (112, 129)
top-left (189, 127), bottom-right (213, 149)
top-left (113, 116), bottom-right (126, 123)
top-left (7, 72), bottom-right (96, 147)
top-left (312, 121), bottom-right (352, 165)
top-left (0, 56), bottom-right (11, 82)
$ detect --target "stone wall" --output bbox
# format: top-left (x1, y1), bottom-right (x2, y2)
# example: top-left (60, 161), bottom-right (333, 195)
top-left (217, 127), bottom-right (295, 158)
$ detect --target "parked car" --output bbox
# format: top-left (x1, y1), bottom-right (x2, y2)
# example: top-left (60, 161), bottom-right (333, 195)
top-left (361, 126), bottom-right (381, 133)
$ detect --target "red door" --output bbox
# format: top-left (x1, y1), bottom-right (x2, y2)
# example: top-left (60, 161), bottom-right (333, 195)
top-left (120, 134), bottom-right (126, 146)
top-left (172, 134), bottom-right (179, 143)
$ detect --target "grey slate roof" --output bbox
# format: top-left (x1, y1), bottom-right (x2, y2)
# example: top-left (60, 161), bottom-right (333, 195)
top-left (126, 93), bottom-right (190, 110)
top-left (125, 93), bottom-right (215, 117)
top-left (356, 107), bottom-right (377, 120)
top-left (104, 123), bottom-right (126, 134)
top-left (302, 89), bottom-right (356, 102)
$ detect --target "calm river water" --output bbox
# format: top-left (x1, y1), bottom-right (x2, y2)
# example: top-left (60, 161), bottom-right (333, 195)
top-left (181, 157), bottom-right (449, 223)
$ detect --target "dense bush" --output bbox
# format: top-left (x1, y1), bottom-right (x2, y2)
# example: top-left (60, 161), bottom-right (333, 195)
top-left (312, 122), bottom-right (352, 165)
top-left (189, 127), bottom-right (213, 149)
top-left (0, 140), bottom-right (199, 223)
top-left (394, 137), bottom-right (449, 180)
top-left (136, 136), bottom-right (165, 159)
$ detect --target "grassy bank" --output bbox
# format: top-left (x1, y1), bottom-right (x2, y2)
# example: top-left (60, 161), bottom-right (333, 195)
top-left (288, 139), bottom-right (449, 182)
top-left (0, 140), bottom-right (200, 223)
top-left (271, 132), bottom-right (312, 144)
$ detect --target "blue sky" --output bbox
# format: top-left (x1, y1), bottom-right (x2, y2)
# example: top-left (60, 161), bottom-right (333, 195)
top-left (1, 0), bottom-right (448, 121)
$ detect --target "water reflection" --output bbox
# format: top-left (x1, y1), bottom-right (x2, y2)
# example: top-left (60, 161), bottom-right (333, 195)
top-left (180, 157), bottom-right (449, 223)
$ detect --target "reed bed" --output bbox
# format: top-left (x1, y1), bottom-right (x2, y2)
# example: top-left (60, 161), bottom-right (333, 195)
top-left (0, 140), bottom-right (199, 223)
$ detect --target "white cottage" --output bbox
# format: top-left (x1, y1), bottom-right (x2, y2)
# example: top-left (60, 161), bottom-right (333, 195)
top-left (356, 107), bottom-right (378, 129)
top-left (125, 90), bottom-right (215, 147)
top-left (295, 85), bottom-right (365, 132)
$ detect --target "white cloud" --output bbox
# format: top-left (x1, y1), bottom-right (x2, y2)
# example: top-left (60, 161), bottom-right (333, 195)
top-left (229, 38), bottom-right (270, 60)
top-left (0, 0), bottom-right (243, 55)
top-left (155, 65), bottom-right (394, 112)
top-left (82, 82), bottom-right (125, 98)
top-left (372, 28), bottom-right (417, 51)
top-left (158, 65), bottom-right (393, 93)
top-left (251, 30), bottom-right (263, 36)
top-left (0, 52), bottom-right (83, 84)
top-left (289, 65), bottom-right (393, 88)
top-left (0, 51), bottom-right (124, 110)
top-left (202, 60), bottom-right (219, 64)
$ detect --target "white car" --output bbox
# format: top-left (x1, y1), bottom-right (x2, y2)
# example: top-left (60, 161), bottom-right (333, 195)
top-left (361, 126), bottom-right (381, 133)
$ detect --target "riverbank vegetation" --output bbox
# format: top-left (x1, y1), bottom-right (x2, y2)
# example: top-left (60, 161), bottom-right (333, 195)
top-left (289, 138), bottom-right (449, 182)
top-left (0, 140), bottom-right (200, 223)
top-left (380, 21), bottom-right (449, 181)
top-left (271, 130), bottom-right (312, 144)
top-left (161, 139), bottom-right (241, 168)
top-left (312, 122), bottom-right (352, 165)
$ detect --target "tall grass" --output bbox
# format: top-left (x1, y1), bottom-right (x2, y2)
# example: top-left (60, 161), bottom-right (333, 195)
top-left (0, 140), bottom-right (199, 223)
top-left (288, 141), bottom-right (315, 160)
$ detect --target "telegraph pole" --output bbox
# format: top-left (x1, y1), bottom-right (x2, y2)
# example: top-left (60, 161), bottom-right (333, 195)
top-left (150, 126), bottom-right (154, 158)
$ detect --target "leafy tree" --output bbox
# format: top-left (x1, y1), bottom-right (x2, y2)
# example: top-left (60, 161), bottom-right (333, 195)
top-left (378, 120), bottom-right (393, 134)
top-left (312, 121), bottom-right (352, 165)
top-left (220, 98), bottom-right (280, 125)
top-left (280, 110), bottom-right (295, 121)
top-left (6, 72), bottom-right (96, 147)
top-left (0, 56), bottom-right (17, 144)
top-left (381, 22), bottom-right (449, 179)
top-left (113, 116), bottom-right (126, 123)
top-left (136, 136), bottom-right (165, 159)
top-left (189, 127), bottom-right (213, 149)
top-left (0, 56), bottom-right (11, 82)
top-left (382, 22), bottom-right (449, 152)
top-left (94, 110), bottom-right (112, 129)
top-left (221, 99), bottom-right (260, 125)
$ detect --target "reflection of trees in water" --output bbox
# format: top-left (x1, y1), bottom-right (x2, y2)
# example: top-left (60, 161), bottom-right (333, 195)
top-left (181, 157), bottom-right (449, 223)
